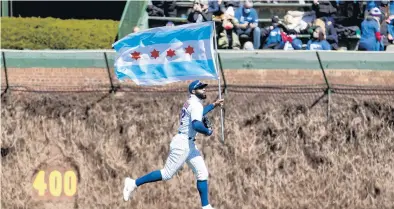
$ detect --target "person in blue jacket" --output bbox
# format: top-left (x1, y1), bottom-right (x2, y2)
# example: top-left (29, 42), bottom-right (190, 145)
top-left (262, 16), bottom-right (286, 49)
top-left (359, 7), bottom-right (385, 51)
top-left (306, 26), bottom-right (332, 50)
top-left (234, 0), bottom-right (261, 49)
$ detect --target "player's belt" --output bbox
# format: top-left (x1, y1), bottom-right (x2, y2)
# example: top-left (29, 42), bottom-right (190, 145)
top-left (178, 131), bottom-right (195, 141)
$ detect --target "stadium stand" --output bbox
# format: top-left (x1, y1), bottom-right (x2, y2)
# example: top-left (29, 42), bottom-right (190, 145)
top-left (121, 0), bottom-right (393, 51)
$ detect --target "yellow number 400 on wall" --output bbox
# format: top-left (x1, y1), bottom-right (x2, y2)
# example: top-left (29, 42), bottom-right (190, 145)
top-left (33, 170), bottom-right (77, 199)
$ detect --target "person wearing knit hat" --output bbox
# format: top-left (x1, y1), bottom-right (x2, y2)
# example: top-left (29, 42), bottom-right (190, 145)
top-left (359, 7), bottom-right (385, 51)
top-left (262, 16), bottom-right (284, 49)
top-left (217, 6), bottom-right (241, 49)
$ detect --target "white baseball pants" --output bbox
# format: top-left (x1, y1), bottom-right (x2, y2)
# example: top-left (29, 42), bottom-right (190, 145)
top-left (160, 134), bottom-right (208, 181)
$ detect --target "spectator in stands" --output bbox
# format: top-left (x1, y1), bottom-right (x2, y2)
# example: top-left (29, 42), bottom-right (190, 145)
top-left (382, 1), bottom-right (394, 45)
top-left (312, 0), bottom-right (338, 19)
top-left (390, 0), bottom-right (394, 15)
top-left (311, 17), bottom-right (339, 49)
top-left (364, 1), bottom-right (388, 20)
top-left (386, 17), bottom-right (394, 43)
top-left (234, 0), bottom-right (261, 49)
top-left (306, 26), bottom-right (332, 50)
top-left (224, 0), bottom-right (241, 10)
top-left (187, 0), bottom-right (210, 23)
top-left (146, 0), bottom-right (177, 17)
top-left (359, 7), bottom-right (385, 51)
top-left (335, 0), bottom-right (363, 26)
top-left (262, 16), bottom-right (293, 49)
top-left (217, 6), bottom-right (241, 49)
top-left (207, 0), bottom-right (227, 20)
top-left (291, 38), bottom-right (304, 50)
top-left (282, 10), bottom-right (309, 34)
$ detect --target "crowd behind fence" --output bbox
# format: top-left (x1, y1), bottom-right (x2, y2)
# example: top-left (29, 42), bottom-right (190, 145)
top-left (122, 0), bottom-right (394, 51)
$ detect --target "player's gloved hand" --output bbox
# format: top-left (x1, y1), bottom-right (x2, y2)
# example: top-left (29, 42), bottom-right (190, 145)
top-left (202, 116), bottom-right (212, 129)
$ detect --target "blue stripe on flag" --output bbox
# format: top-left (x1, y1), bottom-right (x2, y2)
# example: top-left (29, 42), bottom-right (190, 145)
top-left (115, 60), bottom-right (217, 85)
top-left (113, 22), bottom-right (213, 50)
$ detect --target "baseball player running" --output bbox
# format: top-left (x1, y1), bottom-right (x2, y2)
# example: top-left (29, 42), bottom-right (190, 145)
top-left (123, 80), bottom-right (224, 209)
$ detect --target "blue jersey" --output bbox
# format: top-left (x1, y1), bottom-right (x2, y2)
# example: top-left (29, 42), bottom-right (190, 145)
top-left (360, 18), bottom-right (380, 42)
top-left (359, 18), bottom-right (384, 51)
top-left (265, 27), bottom-right (283, 45)
top-left (306, 40), bottom-right (331, 50)
top-left (235, 6), bottom-right (258, 25)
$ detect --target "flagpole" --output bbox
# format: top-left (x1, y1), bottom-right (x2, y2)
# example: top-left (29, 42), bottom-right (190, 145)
top-left (212, 20), bottom-right (225, 144)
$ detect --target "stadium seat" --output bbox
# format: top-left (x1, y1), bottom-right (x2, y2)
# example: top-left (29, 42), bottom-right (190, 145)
top-left (145, 1), bottom-right (367, 51)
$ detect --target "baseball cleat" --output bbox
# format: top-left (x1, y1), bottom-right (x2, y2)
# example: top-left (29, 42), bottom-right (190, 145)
top-left (202, 204), bottom-right (215, 209)
top-left (123, 177), bottom-right (137, 201)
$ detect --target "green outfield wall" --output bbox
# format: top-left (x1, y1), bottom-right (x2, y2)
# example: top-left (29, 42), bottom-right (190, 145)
top-left (1, 50), bottom-right (393, 70)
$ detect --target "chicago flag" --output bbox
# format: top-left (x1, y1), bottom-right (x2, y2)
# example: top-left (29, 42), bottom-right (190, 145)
top-left (112, 22), bottom-right (219, 86)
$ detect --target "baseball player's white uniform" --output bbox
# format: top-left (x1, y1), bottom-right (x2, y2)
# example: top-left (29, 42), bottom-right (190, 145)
top-left (123, 80), bottom-right (218, 209)
top-left (160, 94), bottom-right (209, 181)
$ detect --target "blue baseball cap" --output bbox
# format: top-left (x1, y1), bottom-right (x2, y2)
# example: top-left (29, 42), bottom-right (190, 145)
top-left (188, 80), bottom-right (208, 93)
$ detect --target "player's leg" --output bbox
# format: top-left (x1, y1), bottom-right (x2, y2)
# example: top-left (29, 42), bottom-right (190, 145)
top-left (123, 135), bottom-right (190, 201)
top-left (186, 142), bottom-right (214, 209)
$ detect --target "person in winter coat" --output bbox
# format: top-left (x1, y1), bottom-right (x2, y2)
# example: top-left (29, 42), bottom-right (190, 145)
top-left (359, 7), bottom-right (385, 51)
top-left (312, 0), bottom-right (338, 18)
top-left (306, 26), bottom-right (332, 50)
top-left (262, 16), bottom-right (294, 49)
top-left (309, 17), bottom-right (339, 50)
top-left (146, 0), bottom-right (177, 17)
top-left (187, 0), bottom-right (210, 23)
top-left (207, 0), bottom-right (226, 18)
top-left (365, 1), bottom-right (388, 19)
top-left (387, 17), bottom-right (394, 43)
top-left (217, 6), bottom-right (241, 49)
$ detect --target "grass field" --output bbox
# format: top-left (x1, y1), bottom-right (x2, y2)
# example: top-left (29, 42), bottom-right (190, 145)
top-left (1, 86), bottom-right (394, 209)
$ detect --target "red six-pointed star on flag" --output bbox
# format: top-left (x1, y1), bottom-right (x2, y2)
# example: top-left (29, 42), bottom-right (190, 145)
top-left (185, 45), bottom-right (194, 55)
top-left (131, 51), bottom-right (141, 60)
top-left (150, 49), bottom-right (160, 59)
top-left (167, 49), bottom-right (176, 58)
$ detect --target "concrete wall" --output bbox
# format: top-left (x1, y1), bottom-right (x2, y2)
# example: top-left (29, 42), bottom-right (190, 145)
top-left (1, 50), bottom-right (393, 92)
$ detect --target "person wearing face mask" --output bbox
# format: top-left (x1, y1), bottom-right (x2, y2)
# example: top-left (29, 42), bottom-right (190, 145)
top-left (359, 7), bottom-right (385, 51)
top-left (234, 0), bottom-right (261, 49)
top-left (306, 26), bottom-right (332, 50)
